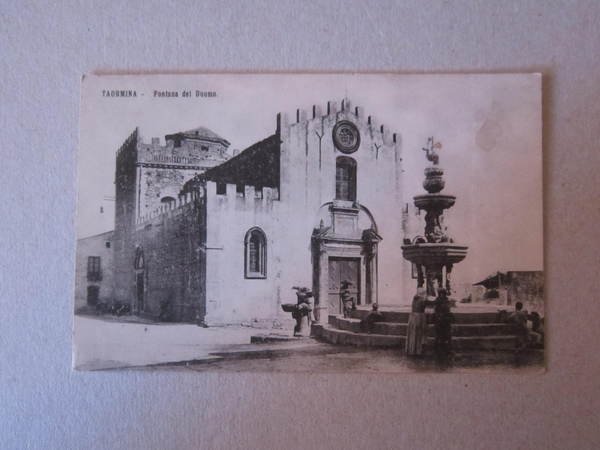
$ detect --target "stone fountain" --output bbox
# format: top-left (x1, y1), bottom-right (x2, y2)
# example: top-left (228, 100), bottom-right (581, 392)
top-left (314, 176), bottom-right (516, 350)
top-left (312, 138), bottom-right (516, 351)
top-left (401, 137), bottom-right (468, 297)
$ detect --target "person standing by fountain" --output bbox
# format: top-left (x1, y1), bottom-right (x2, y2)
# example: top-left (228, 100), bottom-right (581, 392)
top-left (433, 289), bottom-right (455, 356)
top-left (405, 291), bottom-right (436, 356)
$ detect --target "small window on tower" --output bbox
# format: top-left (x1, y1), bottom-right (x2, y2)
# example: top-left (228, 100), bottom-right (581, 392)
top-left (216, 182), bottom-right (227, 195)
top-left (105, 241), bottom-right (111, 249)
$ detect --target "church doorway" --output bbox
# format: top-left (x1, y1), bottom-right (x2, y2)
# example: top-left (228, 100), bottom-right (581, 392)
top-left (327, 257), bottom-right (360, 314)
top-left (87, 285), bottom-right (99, 306)
top-left (311, 202), bottom-right (382, 322)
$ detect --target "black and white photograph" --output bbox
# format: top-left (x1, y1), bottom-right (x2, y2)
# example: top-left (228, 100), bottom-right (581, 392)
top-left (73, 73), bottom-right (543, 372)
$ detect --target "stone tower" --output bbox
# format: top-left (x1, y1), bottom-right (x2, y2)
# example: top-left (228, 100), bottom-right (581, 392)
top-left (112, 126), bottom-right (230, 304)
top-left (137, 126), bottom-right (230, 218)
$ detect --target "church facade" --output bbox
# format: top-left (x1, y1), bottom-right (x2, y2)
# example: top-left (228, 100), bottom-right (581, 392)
top-left (105, 99), bottom-right (414, 324)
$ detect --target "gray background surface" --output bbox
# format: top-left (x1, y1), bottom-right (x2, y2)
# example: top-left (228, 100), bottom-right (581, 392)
top-left (1, 1), bottom-right (599, 449)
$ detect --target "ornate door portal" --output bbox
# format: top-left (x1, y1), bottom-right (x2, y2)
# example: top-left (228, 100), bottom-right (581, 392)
top-left (327, 258), bottom-right (360, 315)
top-left (311, 201), bottom-right (381, 323)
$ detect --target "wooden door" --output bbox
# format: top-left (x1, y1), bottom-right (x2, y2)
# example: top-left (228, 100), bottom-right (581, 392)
top-left (87, 285), bottom-right (99, 306)
top-left (327, 257), bottom-right (360, 314)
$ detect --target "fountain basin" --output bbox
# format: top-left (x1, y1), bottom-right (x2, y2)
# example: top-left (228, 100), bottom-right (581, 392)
top-left (401, 243), bottom-right (468, 266)
top-left (413, 194), bottom-right (456, 210)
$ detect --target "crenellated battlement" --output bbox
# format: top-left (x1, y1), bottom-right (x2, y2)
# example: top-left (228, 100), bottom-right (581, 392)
top-left (137, 135), bottom-right (173, 148)
top-left (276, 98), bottom-right (400, 147)
top-left (205, 181), bottom-right (279, 207)
top-left (135, 190), bottom-right (201, 228)
top-left (117, 125), bottom-right (230, 169)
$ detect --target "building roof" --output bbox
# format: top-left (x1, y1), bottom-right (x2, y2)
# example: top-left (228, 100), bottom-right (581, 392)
top-left (200, 134), bottom-right (280, 188)
top-left (165, 126), bottom-right (230, 146)
top-left (473, 272), bottom-right (507, 289)
top-left (77, 229), bottom-right (115, 242)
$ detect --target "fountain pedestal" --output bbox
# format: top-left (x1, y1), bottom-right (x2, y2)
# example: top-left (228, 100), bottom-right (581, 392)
top-left (402, 137), bottom-right (468, 296)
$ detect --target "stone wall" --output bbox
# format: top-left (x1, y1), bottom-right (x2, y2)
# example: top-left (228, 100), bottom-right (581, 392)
top-left (74, 230), bottom-right (114, 311)
top-left (136, 134), bottom-right (229, 217)
top-left (113, 128), bottom-right (139, 303)
top-left (132, 192), bottom-right (205, 322)
top-left (113, 126), bottom-right (229, 312)
top-left (138, 166), bottom-right (199, 214)
top-left (204, 181), bottom-right (282, 325)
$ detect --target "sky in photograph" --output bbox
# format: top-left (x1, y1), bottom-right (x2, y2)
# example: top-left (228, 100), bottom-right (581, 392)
top-left (78, 73), bottom-right (542, 287)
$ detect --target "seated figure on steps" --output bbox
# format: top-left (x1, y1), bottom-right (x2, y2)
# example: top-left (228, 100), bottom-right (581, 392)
top-left (360, 303), bottom-right (385, 334)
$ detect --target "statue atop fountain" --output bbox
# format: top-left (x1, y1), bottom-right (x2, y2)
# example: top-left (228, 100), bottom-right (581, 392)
top-left (402, 137), bottom-right (468, 297)
top-left (422, 136), bottom-right (441, 165)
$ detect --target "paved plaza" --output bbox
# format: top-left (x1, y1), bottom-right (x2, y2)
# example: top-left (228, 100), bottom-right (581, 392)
top-left (73, 315), bottom-right (543, 373)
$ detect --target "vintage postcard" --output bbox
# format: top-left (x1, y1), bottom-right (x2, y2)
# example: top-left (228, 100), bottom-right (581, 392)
top-left (73, 73), bottom-right (543, 372)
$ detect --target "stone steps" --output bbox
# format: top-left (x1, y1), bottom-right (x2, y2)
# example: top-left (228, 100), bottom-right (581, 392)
top-left (329, 316), bottom-right (516, 337)
top-left (350, 310), bottom-right (411, 322)
top-left (312, 324), bottom-right (517, 351)
top-left (349, 309), bottom-right (502, 324)
top-left (312, 324), bottom-right (404, 347)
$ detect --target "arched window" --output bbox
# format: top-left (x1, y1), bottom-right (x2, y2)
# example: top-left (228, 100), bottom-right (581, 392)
top-left (244, 228), bottom-right (267, 279)
top-left (160, 196), bottom-right (175, 204)
top-left (336, 156), bottom-right (357, 201)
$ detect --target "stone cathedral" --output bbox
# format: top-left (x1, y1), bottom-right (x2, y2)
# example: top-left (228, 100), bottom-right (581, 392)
top-left (79, 99), bottom-right (417, 324)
